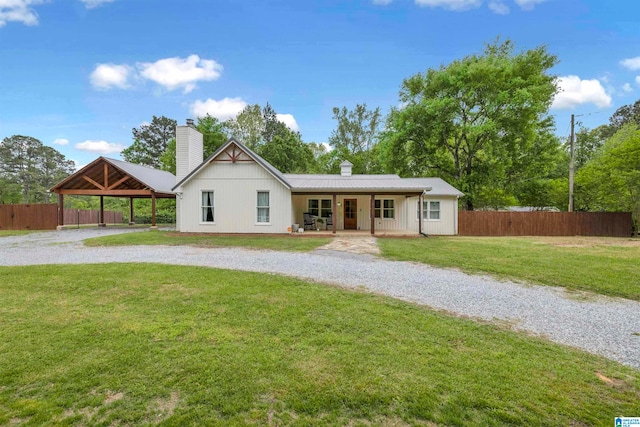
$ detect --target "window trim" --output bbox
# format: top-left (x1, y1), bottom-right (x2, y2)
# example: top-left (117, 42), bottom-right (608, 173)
top-left (417, 199), bottom-right (442, 222)
top-left (307, 198), bottom-right (332, 218)
top-left (256, 190), bottom-right (270, 225)
top-left (200, 190), bottom-right (215, 224)
top-left (374, 198), bottom-right (395, 220)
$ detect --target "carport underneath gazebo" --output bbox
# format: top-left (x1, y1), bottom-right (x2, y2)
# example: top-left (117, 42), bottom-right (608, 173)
top-left (51, 157), bottom-right (176, 228)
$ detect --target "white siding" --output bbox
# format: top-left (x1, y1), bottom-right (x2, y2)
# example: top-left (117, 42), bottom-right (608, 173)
top-left (406, 196), bottom-right (459, 235)
top-left (291, 195), bottom-right (406, 231)
top-left (176, 125), bottom-right (203, 182)
top-left (177, 161), bottom-right (291, 233)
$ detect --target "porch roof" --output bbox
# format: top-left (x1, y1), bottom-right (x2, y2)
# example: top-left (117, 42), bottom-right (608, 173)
top-left (284, 174), bottom-right (464, 196)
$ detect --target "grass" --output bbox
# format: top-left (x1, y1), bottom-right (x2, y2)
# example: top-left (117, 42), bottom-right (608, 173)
top-left (379, 236), bottom-right (640, 301)
top-left (0, 230), bottom-right (40, 237)
top-left (0, 264), bottom-right (638, 426)
top-left (84, 230), bottom-right (331, 252)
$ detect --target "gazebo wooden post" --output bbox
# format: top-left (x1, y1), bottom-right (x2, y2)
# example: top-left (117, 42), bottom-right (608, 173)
top-left (129, 197), bottom-right (135, 225)
top-left (418, 194), bottom-right (423, 235)
top-left (151, 192), bottom-right (157, 228)
top-left (57, 193), bottom-right (64, 229)
top-left (99, 195), bottom-right (106, 227)
top-left (370, 194), bottom-right (375, 235)
top-left (332, 194), bottom-right (337, 234)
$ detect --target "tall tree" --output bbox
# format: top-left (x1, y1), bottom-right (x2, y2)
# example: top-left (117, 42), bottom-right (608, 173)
top-left (328, 104), bottom-right (382, 174)
top-left (0, 135), bottom-right (74, 203)
top-left (381, 39), bottom-right (559, 210)
top-left (576, 124), bottom-right (640, 233)
top-left (603, 99), bottom-right (640, 137)
top-left (225, 104), bottom-right (264, 150)
top-left (122, 115), bottom-right (177, 168)
top-left (259, 127), bottom-right (313, 173)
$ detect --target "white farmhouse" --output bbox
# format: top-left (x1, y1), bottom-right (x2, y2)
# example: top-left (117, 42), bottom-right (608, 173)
top-left (172, 121), bottom-right (463, 235)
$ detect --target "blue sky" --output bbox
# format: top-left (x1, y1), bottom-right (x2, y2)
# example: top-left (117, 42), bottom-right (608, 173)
top-left (1, 0), bottom-right (639, 169)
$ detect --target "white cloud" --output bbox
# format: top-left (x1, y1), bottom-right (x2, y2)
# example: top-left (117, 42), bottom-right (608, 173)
top-left (80, 0), bottom-right (115, 9)
top-left (623, 83), bottom-right (633, 93)
top-left (0, 0), bottom-right (43, 27)
top-left (276, 113), bottom-right (299, 132)
top-left (190, 97), bottom-right (248, 120)
top-left (620, 56), bottom-right (640, 71)
top-left (551, 75), bottom-right (612, 110)
top-left (514, 0), bottom-right (547, 10)
top-left (414, 0), bottom-right (481, 11)
top-left (90, 63), bottom-right (133, 90)
top-left (53, 138), bottom-right (69, 146)
top-left (138, 54), bottom-right (223, 94)
top-left (71, 160), bottom-right (87, 171)
top-left (320, 142), bottom-right (332, 152)
top-left (75, 140), bottom-right (124, 154)
top-left (488, 0), bottom-right (509, 14)
top-left (373, 0), bottom-right (393, 4)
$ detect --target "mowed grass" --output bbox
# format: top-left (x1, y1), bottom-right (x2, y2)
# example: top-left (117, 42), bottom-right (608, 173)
top-left (1, 264), bottom-right (639, 426)
top-left (379, 236), bottom-right (640, 301)
top-left (84, 230), bottom-right (331, 252)
top-left (0, 230), bottom-right (38, 237)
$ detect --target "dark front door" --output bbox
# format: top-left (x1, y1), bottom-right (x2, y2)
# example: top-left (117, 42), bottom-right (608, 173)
top-left (344, 199), bottom-right (357, 230)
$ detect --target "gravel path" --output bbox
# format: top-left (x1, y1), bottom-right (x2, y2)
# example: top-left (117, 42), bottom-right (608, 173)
top-left (2, 228), bottom-right (639, 369)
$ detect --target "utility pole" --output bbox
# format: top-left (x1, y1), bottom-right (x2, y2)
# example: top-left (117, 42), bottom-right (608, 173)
top-left (568, 114), bottom-right (575, 212)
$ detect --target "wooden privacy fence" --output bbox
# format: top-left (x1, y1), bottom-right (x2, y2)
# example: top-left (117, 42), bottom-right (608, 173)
top-left (458, 211), bottom-right (632, 237)
top-left (0, 204), bottom-right (58, 230)
top-left (63, 209), bottom-right (123, 226)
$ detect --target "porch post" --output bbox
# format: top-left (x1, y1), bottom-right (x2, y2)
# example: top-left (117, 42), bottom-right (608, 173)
top-left (370, 194), bottom-right (375, 235)
top-left (418, 194), bottom-right (423, 235)
top-left (332, 193), bottom-right (337, 234)
top-left (129, 197), bottom-right (135, 225)
top-left (151, 192), bottom-right (157, 228)
top-left (99, 195), bottom-right (106, 227)
top-left (57, 193), bottom-right (64, 228)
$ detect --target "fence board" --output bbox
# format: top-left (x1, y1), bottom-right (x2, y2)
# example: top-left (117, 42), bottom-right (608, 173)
top-left (0, 204), bottom-right (58, 230)
top-left (458, 211), bottom-right (632, 237)
top-left (63, 209), bottom-right (123, 226)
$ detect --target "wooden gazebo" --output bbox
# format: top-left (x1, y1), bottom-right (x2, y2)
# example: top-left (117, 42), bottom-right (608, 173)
top-left (51, 157), bottom-right (176, 228)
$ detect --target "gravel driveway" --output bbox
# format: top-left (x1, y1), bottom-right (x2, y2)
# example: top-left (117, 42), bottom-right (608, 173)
top-left (2, 228), bottom-right (639, 369)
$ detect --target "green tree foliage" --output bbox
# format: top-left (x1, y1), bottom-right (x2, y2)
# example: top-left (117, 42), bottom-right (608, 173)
top-left (572, 125), bottom-right (609, 170)
top-left (327, 104), bottom-right (382, 174)
top-left (225, 104), bottom-right (264, 150)
top-left (576, 124), bottom-right (640, 232)
top-left (603, 99), bottom-right (640, 138)
top-left (0, 135), bottom-right (75, 203)
top-left (260, 128), bottom-right (313, 173)
top-left (122, 115), bottom-right (177, 168)
top-left (381, 39), bottom-right (559, 210)
top-left (159, 115), bottom-right (228, 174)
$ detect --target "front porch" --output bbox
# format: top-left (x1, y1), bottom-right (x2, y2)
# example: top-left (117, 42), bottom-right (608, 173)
top-left (291, 193), bottom-right (426, 235)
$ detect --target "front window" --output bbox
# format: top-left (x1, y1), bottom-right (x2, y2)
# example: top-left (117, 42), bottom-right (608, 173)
top-left (257, 191), bottom-right (270, 223)
top-left (383, 199), bottom-right (395, 219)
top-left (321, 199), bottom-right (332, 218)
top-left (374, 200), bottom-right (381, 218)
top-left (417, 200), bottom-right (441, 220)
top-left (201, 191), bottom-right (214, 222)
top-left (308, 199), bottom-right (319, 216)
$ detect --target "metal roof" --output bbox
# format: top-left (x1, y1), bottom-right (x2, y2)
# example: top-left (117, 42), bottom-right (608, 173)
top-left (171, 138), bottom-right (463, 196)
top-left (103, 157), bottom-right (177, 194)
top-left (283, 174), bottom-right (464, 196)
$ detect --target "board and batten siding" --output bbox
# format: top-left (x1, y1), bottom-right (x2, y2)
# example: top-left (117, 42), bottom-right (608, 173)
top-left (406, 196), bottom-right (459, 235)
top-left (177, 161), bottom-right (292, 233)
top-left (291, 195), bottom-right (407, 231)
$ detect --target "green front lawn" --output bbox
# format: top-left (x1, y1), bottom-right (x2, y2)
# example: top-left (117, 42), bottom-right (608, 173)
top-left (0, 264), bottom-right (638, 426)
top-left (0, 230), bottom-right (39, 237)
top-left (84, 230), bottom-right (331, 252)
top-left (379, 236), bottom-right (640, 301)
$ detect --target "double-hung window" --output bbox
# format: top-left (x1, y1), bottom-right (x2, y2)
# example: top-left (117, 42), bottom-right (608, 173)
top-left (417, 200), bottom-right (441, 220)
top-left (308, 199), bottom-right (332, 217)
top-left (201, 191), bottom-right (214, 223)
top-left (374, 199), bottom-right (395, 219)
top-left (257, 191), bottom-right (270, 223)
